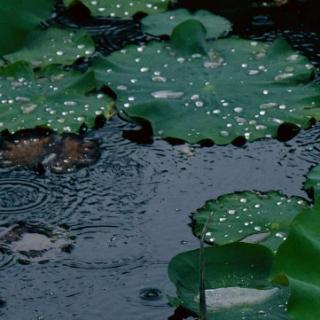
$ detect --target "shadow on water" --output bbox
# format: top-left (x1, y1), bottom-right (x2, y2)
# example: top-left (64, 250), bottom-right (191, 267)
top-left (1, 1), bottom-right (320, 319)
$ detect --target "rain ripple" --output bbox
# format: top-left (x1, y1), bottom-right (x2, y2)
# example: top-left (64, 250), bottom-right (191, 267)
top-left (0, 179), bottom-right (48, 215)
top-left (0, 173), bottom-right (81, 225)
top-left (62, 225), bottom-right (147, 270)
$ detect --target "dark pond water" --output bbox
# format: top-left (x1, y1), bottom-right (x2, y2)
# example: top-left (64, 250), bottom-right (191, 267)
top-left (1, 2), bottom-right (320, 319)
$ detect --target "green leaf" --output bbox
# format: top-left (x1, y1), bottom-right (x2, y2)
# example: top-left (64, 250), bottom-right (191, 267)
top-left (0, 62), bottom-right (114, 133)
top-left (192, 191), bottom-right (309, 250)
top-left (4, 27), bottom-right (95, 67)
top-left (141, 8), bottom-right (232, 39)
top-left (168, 243), bottom-right (289, 319)
top-left (171, 20), bottom-right (208, 57)
top-left (93, 21), bottom-right (320, 144)
top-left (304, 165), bottom-right (320, 192)
top-left (272, 207), bottom-right (320, 320)
top-left (0, 0), bottom-right (54, 55)
top-left (64, 0), bottom-right (170, 18)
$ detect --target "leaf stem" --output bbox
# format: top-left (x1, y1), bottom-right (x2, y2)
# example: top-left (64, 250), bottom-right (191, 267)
top-left (199, 211), bottom-right (214, 320)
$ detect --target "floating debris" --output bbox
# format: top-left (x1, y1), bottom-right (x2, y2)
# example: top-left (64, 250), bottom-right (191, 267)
top-left (0, 129), bottom-right (100, 173)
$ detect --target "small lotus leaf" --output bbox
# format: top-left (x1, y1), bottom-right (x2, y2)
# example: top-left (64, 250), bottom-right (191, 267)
top-left (4, 27), bottom-right (95, 67)
top-left (192, 191), bottom-right (308, 250)
top-left (141, 8), bottom-right (232, 38)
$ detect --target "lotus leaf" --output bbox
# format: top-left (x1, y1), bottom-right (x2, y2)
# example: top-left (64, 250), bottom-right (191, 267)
top-left (64, 0), bottom-right (170, 18)
top-left (141, 8), bottom-right (232, 38)
top-left (192, 191), bottom-right (308, 250)
top-left (168, 243), bottom-right (289, 319)
top-left (4, 27), bottom-right (95, 67)
top-left (304, 164), bottom-right (320, 196)
top-left (272, 207), bottom-right (320, 320)
top-left (0, 0), bottom-right (54, 55)
top-left (94, 20), bottom-right (320, 144)
top-left (0, 62), bottom-right (114, 133)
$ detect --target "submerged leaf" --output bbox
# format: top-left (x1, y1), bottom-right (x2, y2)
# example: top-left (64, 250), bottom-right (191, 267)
top-left (192, 191), bottom-right (308, 250)
top-left (141, 8), bottom-right (232, 38)
top-left (0, 62), bottom-right (114, 133)
top-left (4, 27), bottom-right (95, 67)
top-left (168, 243), bottom-right (289, 319)
top-left (94, 20), bottom-right (320, 144)
top-left (0, 0), bottom-right (54, 55)
top-left (63, 0), bottom-right (170, 18)
top-left (0, 130), bottom-right (100, 173)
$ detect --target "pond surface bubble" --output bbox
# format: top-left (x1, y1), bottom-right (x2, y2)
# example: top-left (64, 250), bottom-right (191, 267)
top-left (139, 288), bottom-right (162, 302)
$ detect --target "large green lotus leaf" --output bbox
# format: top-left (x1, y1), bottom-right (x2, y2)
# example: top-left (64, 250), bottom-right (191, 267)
top-left (64, 0), bottom-right (170, 18)
top-left (4, 27), bottom-right (95, 67)
top-left (272, 207), bottom-right (320, 320)
top-left (0, 0), bottom-right (54, 55)
top-left (93, 20), bottom-right (320, 144)
top-left (192, 191), bottom-right (308, 250)
top-left (168, 243), bottom-right (289, 319)
top-left (141, 8), bottom-right (232, 38)
top-left (0, 62), bottom-right (114, 133)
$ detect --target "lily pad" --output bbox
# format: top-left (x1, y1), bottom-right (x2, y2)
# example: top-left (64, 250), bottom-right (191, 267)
top-left (304, 164), bottom-right (320, 195)
top-left (272, 207), bottom-right (320, 320)
top-left (0, 62), bottom-right (114, 133)
top-left (168, 243), bottom-right (289, 319)
top-left (4, 27), bottom-right (95, 67)
top-left (141, 9), bottom-right (232, 38)
top-left (192, 191), bottom-right (308, 250)
top-left (64, 0), bottom-right (170, 18)
top-left (94, 20), bottom-right (320, 144)
top-left (0, 0), bottom-right (54, 55)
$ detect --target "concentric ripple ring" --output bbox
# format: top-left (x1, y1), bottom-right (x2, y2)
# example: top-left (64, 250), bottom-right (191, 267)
top-left (0, 179), bottom-right (49, 214)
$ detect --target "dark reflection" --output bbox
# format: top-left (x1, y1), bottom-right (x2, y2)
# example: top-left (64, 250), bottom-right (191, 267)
top-left (122, 120), bottom-right (154, 144)
top-left (277, 123), bottom-right (301, 142)
top-left (168, 307), bottom-right (195, 320)
top-left (0, 299), bottom-right (6, 308)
